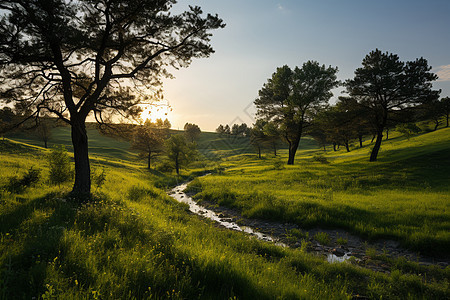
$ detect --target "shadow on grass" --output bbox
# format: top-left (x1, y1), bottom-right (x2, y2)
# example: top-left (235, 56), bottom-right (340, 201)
top-left (0, 192), bottom-right (78, 298)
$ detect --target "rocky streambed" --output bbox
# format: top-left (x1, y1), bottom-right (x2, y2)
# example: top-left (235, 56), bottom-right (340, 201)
top-left (169, 182), bottom-right (449, 273)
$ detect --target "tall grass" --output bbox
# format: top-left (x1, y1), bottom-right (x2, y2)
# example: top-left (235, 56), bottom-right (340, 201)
top-left (0, 132), bottom-right (449, 299)
top-left (192, 128), bottom-right (450, 257)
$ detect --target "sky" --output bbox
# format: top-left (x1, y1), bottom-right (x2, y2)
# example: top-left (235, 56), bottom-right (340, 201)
top-left (160, 0), bottom-right (450, 132)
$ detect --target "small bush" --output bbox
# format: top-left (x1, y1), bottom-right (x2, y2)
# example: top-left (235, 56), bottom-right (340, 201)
top-left (396, 123), bottom-right (421, 140)
top-left (288, 228), bottom-right (309, 239)
top-left (48, 145), bottom-right (73, 185)
top-left (92, 168), bottom-right (107, 191)
top-left (312, 153), bottom-right (329, 164)
top-left (336, 237), bottom-right (348, 245)
top-left (155, 160), bottom-right (174, 173)
top-left (6, 167), bottom-right (40, 193)
top-left (272, 159), bottom-right (285, 170)
top-left (314, 232), bottom-right (331, 246)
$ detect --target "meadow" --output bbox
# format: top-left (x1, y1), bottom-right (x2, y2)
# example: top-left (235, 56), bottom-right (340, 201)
top-left (190, 128), bottom-right (450, 258)
top-left (0, 128), bottom-right (449, 299)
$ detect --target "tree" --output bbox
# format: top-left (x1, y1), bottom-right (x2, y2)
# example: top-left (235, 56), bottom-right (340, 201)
top-left (396, 123), bottom-right (421, 140)
top-left (165, 134), bottom-right (196, 175)
top-left (223, 124), bottom-right (231, 135)
top-left (35, 117), bottom-right (57, 148)
top-left (131, 120), bottom-right (165, 169)
top-left (254, 61), bottom-right (339, 164)
top-left (0, 107), bottom-right (16, 140)
top-left (420, 99), bottom-right (444, 131)
top-left (345, 49), bottom-right (440, 162)
top-left (0, 1), bottom-right (224, 197)
top-left (48, 145), bottom-right (73, 186)
top-left (231, 123), bottom-right (249, 137)
top-left (231, 124), bottom-right (240, 136)
top-left (249, 120), bottom-right (267, 159)
top-left (184, 122), bottom-right (201, 142)
top-left (262, 122), bottom-right (281, 156)
top-left (441, 97), bottom-right (450, 128)
top-left (216, 124), bottom-right (225, 134)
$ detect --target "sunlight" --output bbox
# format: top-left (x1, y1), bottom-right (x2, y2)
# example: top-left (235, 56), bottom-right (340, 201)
top-left (140, 101), bottom-right (173, 123)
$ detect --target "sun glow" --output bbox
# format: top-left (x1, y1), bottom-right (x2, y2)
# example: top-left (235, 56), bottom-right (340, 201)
top-left (140, 101), bottom-right (173, 123)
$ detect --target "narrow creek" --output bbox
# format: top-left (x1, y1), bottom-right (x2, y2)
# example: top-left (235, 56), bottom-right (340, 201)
top-left (169, 181), bottom-right (349, 264)
top-left (168, 179), bottom-right (449, 272)
top-left (169, 183), bottom-right (283, 245)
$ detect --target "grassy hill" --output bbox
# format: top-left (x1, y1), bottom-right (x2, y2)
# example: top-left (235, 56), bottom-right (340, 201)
top-left (5, 126), bottom-right (138, 162)
top-left (4, 124), bottom-right (320, 163)
top-left (0, 127), bottom-right (449, 299)
top-left (190, 128), bottom-right (450, 257)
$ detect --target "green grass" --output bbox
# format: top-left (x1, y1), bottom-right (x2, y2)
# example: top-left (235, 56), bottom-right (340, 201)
top-left (191, 128), bottom-right (450, 257)
top-left (5, 125), bottom-right (138, 162)
top-left (1, 138), bottom-right (449, 299)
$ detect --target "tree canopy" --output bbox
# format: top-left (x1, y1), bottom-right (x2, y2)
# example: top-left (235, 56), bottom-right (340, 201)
top-left (0, 0), bottom-right (224, 197)
top-left (345, 49), bottom-right (440, 161)
top-left (165, 134), bottom-right (196, 175)
top-left (131, 119), bottom-right (168, 169)
top-left (254, 61), bottom-right (339, 164)
top-left (184, 122), bottom-right (201, 142)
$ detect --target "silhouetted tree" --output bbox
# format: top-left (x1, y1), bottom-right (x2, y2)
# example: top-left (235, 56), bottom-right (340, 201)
top-left (396, 123), bottom-right (421, 140)
top-left (443, 97), bottom-right (450, 127)
top-left (263, 122), bottom-right (281, 155)
top-left (420, 99), bottom-right (445, 131)
top-left (308, 124), bottom-right (328, 151)
top-left (223, 124), bottom-right (231, 135)
top-left (165, 135), bottom-right (196, 175)
top-left (250, 120), bottom-right (267, 159)
top-left (345, 49), bottom-right (439, 161)
top-left (184, 123), bottom-right (201, 142)
top-left (255, 61), bottom-right (339, 164)
top-left (163, 119), bottom-right (172, 129)
top-left (231, 123), bottom-right (250, 137)
top-left (35, 117), bottom-right (55, 148)
top-left (131, 120), bottom-right (165, 169)
top-left (0, 1), bottom-right (224, 197)
top-left (216, 124), bottom-right (225, 134)
top-left (0, 107), bottom-right (16, 140)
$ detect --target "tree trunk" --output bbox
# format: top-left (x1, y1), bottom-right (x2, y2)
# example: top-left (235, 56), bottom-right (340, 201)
top-left (369, 131), bottom-right (383, 162)
top-left (446, 113), bottom-right (449, 127)
top-left (71, 120), bottom-right (91, 197)
top-left (434, 120), bottom-right (439, 131)
top-left (175, 155), bottom-right (179, 175)
top-left (44, 140), bottom-right (48, 148)
top-left (333, 142), bottom-right (337, 151)
top-left (371, 135), bottom-right (376, 143)
top-left (147, 151), bottom-right (151, 169)
top-left (344, 141), bottom-right (350, 152)
top-left (273, 144), bottom-right (277, 156)
top-left (257, 146), bottom-right (261, 159)
top-left (358, 135), bottom-right (363, 148)
top-left (385, 128), bottom-right (389, 140)
top-left (287, 138), bottom-right (300, 165)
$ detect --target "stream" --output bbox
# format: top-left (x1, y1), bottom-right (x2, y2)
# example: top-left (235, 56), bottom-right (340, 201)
top-left (169, 181), bottom-right (350, 264)
top-left (168, 179), bottom-right (449, 272)
top-left (170, 183), bottom-right (282, 244)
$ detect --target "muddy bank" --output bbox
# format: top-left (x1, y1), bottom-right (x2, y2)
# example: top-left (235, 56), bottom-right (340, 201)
top-left (169, 183), bottom-right (449, 272)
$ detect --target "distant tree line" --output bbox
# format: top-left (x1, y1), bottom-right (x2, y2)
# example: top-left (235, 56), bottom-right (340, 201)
top-left (216, 123), bottom-right (250, 137)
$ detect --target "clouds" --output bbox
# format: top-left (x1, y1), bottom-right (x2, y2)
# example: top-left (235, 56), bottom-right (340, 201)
top-left (436, 65), bottom-right (450, 82)
top-left (277, 3), bottom-right (290, 13)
